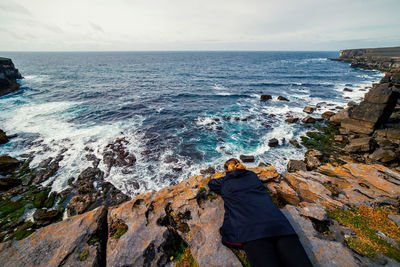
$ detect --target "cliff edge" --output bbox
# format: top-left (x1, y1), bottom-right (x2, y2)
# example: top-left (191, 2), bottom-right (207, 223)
top-left (0, 57), bottom-right (22, 97)
top-left (330, 47), bottom-right (400, 72)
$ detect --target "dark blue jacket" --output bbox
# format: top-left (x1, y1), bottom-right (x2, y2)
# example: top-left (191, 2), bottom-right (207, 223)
top-left (208, 169), bottom-right (296, 243)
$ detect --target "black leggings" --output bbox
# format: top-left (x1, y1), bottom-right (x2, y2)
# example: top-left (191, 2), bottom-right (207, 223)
top-left (243, 235), bottom-right (313, 267)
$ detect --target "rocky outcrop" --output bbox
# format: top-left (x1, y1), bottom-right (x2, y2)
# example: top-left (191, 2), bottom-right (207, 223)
top-left (1, 163), bottom-right (399, 266)
top-left (0, 57), bottom-right (22, 97)
top-left (331, 47), bottom-right (400, 72)
top-left (0, 206), bottom-right (107, 267)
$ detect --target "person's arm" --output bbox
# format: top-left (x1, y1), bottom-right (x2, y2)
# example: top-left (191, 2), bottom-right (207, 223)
top-left (208, 176), bottom-right (225, 194)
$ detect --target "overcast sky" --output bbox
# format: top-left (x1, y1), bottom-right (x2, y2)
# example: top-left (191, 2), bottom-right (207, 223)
top-left (0, 0), bottom-right (399, 51)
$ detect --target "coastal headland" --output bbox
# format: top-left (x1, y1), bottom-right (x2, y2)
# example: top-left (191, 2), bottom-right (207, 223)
top-left (1, 49), bottom-right (400, 266)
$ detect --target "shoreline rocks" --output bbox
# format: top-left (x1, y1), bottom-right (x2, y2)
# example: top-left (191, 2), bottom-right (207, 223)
top-left (0, 57), bottom-right (22, 97)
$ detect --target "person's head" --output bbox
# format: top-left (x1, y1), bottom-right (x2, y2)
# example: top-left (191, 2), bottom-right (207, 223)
top-left (224, 158), bottom-right (246, 173)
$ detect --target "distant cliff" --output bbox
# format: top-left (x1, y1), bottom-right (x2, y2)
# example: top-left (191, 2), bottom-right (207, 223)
top-left (0, 57), bottom-right (22, 97)
top-left (331, 46), bottom-right (400, 72)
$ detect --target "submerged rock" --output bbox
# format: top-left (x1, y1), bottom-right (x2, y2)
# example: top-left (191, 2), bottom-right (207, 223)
top-left (277, 96), bottom-right (289, 101)
top-left (260, 94), bottom-right (272, 100)
top-left (268, 138), bottom-right (279, 147)
top-left (0, 155), bottom-right (20, 174)
top-left (240, 154), bottom-right (255, 162)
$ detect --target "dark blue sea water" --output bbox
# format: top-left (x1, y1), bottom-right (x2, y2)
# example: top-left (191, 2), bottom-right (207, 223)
top-left (0, 51), bottom-right (383, 195)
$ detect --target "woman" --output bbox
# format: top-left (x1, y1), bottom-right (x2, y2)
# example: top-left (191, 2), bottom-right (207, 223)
top-left (208, 158), bottom-right (313, 267)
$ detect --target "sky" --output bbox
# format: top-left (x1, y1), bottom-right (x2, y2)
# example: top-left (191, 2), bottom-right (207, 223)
top-left (0, 0), bottom-right (399, 51)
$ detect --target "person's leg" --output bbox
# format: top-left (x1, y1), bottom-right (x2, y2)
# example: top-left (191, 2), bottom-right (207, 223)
top-left (275, 235), bottom-right (313, 267)
top-left (243, 238), bottom-right (280, 267)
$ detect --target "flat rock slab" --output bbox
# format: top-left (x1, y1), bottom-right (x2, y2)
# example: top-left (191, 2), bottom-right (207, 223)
top-left (106, 173), bottom-right (240, 267)
top-left (282, 205), bottom-right (357, 267)
top-left (0, 206), bottom-right (106, 267)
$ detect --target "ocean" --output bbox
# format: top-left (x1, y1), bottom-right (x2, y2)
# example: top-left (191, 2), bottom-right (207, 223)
top-left (0, 51), bottom-right (383, 196)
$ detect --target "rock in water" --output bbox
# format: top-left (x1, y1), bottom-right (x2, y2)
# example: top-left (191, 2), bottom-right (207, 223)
top-left (268, 138), bottom-right (279, 147)
top-left (322, 111), bottom-right (335, 119)
top-left (0, 206), bottom-right (107, 266)
top-left (260, 94), bottom-right (272, 100)
top-left (240, 154), bottom-right (255, 162)
top-left (303, 106), bottom-right (315, 114)
top-left (0, 155), bottom-right (20, 173)
top-left (0, 57), bottom-right (22, 97)
top-left (302, 116), bottom-right (316, 123)
top-left (0, 129), bottom-right (8, 144)
top-left (277, 96), bottom-right (289, 101)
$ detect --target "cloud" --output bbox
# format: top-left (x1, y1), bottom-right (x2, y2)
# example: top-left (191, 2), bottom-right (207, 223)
top-left (0, 0), bottom-right (399, 51)
top-left (89, 21), bottom-right (104, 33)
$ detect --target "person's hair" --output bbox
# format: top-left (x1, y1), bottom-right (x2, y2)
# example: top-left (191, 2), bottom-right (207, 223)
top-left (224, 158), bottom-right (246, 172)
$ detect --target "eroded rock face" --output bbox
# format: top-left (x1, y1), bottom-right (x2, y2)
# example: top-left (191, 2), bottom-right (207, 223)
top-left (106, 174), bottom-right (241, 267)
top-left (0, 206), bottom-right (107, 267)
top-left (0, 57), bottom-right (22, 97)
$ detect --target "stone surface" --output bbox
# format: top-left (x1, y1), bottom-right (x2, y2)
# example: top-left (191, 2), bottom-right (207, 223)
top-left (345, 137), bottom-right (374, 153)
top-left (252, 165), bottom-right (279, 182)
top-left (289, 139), bottom-right (300, 147)
top-left (0, 206), bottom-right (106, 267)
top-left (285, 117), bottom-right (299, 123)
top-left (260, 94), bottom-right (272, 100)
top-left (322, 111), bottom-right (335, 119)
top-left (369, 148), bottom-right (396, 163)
top-left (239, 154), bottom-right (255, 163)
top-left (0, 177), bottom-right (21, 191)
top-left (330, 108), bottom-right (352, 124)
top-left (267, 181), bottom-right (300, 205)
top-left (282, 205), bottom-right (358, 267)
top-left (388, 214), bottom-right (400, 227)
top-left (0, 57), bottom-right (22, 97)
top-left (287, 160), bottom-right (307, 173)
top-left (277, 96), bottom-right (289, 101)
top-left (106, 174), bottom-right (241, 267)
top-left (303, 106), bottom-right (315, 114)
top-left (302, 116), bottom-right (316, 123)
top-left (341, 118), bottom-right (375, 135)
top-left (268, 138), bottom-right (279, 147)
top-left (298, 202), bottom-right (328, 221)
top-left (0, 156), bottom-right (20, 174)
top-left (0, 129), bottom-right (8, 144)
top-left (334, 135), bottom-right (344, 142)
top-left (305, 155), bottom-right (321, 170)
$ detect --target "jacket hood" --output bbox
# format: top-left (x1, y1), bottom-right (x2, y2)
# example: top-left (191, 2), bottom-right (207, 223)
top-left (226, 169), bottom-right (247, 178)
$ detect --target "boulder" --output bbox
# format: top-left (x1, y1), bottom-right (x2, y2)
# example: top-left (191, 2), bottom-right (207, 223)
top-left (322, 111), bottom-right (335, 119)
top-left (289, 139), bottom-right (300, 147)
top-left (0, 129), bottom-right (8, 144)
top-left (0, 206), bottom-right (107, 266)
top-left (305, 155), bottom-right (321, 170)
top-left (33, 208), bottom-right (61, 226)
top-left (364, 83), bottom-right (396, 104)
top-left (368, 148), bottom-right (396, 163)
top-left (251, 165), bottom-right (279, 182)
top-left (200, 167), bottom-right (216, 175)
top-left (260, 94), bottom-right (272, 100)
top-left (0, 57), bottom-right (22, 97)
top-left (287, 160), bottom-right (307, 172)
top-left (334, 135), bottom-right (344, 142)
top-left (285, 117), bottom-right (299, 123)
top-left (268, 138), bottom-right (279, 147)
top-left (267, 181), bottom-right (300, 205)
top-left (330, 108), bottom-right (352, 125)
top-left (345, 137), bottom-right (374, 153)
top-left (298, 202), bottom-right (328, 221)
top-left (240, 154), bottom-right (255, 162)
top-left (388, 214), bottom-right (400, 227)
top-left (303, 107), bottom-right (315, 114)
top-left (0, 155), bottom-right (20, 173)
top-left (302, 116), bottom-right (316, 123)
top-left (343, 87), bottom-right (353, 92)
top-left (341, 118), bottom-right (375, 135)
top-left (0, 177), bottom-right (21, 191)
top-left (277, 96), bottom-right (289, 101)
top-left (307, 150), bottom-right (323, 158)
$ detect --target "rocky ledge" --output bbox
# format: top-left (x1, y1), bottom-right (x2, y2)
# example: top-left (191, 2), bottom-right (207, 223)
top-left (0, 57), bottom-right (22, 97)
top-left (0, 163), bottom-right (399, 267)
top-left (330, 47), bottom-right (400, 72)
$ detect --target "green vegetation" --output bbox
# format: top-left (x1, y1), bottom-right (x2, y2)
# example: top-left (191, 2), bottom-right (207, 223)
top-left (329, 206), bottom-right (400, 262)
top-left (229, 247), bottom-right (250, 267)
top-left (113, 228), bottom-right (128, 239)
top-left (88, 235), bottom-right (101, 245)
top-left (171, 237), bottom-right (187, 261)
top-left (199, 187), bottom-right (206, 193)
top-left (79, 250), bottom-right (89, 261)
top-left (174, 247), bottom-right (199, 267)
